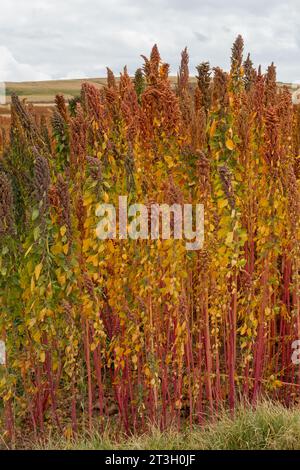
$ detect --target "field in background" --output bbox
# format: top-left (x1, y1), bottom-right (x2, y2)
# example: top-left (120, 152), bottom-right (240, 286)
top-left (0, 77), bottom-right (197, 148)
top-left (0, 76), bottom-right (296, 117)
top-left (4, 78), bottom-right (109, 104)
top-left (3, 76), bottom-right (198, 103)
top-left (0, 78), bottom-right (108, 135)
top-left (1, 77), bottom-right (296, 101)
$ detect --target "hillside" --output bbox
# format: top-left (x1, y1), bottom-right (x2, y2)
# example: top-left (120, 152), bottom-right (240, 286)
top-left (0, 77), bottom-right (297, 104)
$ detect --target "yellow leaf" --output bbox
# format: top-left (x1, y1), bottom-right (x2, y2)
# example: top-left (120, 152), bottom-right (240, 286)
top-left (210, 119), bottom-right (217, 138)
top-left (39, 351), bottom-right (46, 363)
top-left (35, 263), bottom-right (43, 281)
top-left (132, 354), bottom-right (138, 364)
top-left (83, 195), bottom-right (93, 207)
top-left (225, 232), bottom-right (234, 245)
top-left (87, 254), bottom-right (98, 267)
top-left (51, 242), bottom-right (63, 256)
top-left (58, 274), bottom-right (66, 287)
top-left (60, 225), bottom-right (67, 237)
top-left (218, 199), bottom-right (228, 210)
top-left (164, 155), bottom-right (175, 168)
top-left (265, 307), bottom-right (272, 317)
top-left (0, 377), bottom-right (7, 387)
top-left (240, 324), bottom-right (247, 335)
top-left (25, 244), bottom-right (34, 258)
top-left (115, 346), bottom-right (123, 357)
top-left (83, 239), bottom-right (91, 253)
top-left (225, 139), bottom-right (234, 151)
top-left (27, 318), bottom-right (36, 328)
top-left (33, 330), bottom-right (41, 342)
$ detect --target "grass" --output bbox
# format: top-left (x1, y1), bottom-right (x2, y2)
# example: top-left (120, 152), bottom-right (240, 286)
top-left (28, 401), bottom-right (300, 450)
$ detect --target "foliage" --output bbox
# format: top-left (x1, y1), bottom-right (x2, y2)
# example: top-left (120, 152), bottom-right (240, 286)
top-left (0, 37), bottom-right (299, 443)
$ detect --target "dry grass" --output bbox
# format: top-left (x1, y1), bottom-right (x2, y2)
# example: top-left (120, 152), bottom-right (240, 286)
top-left (25, 401), bottom-right (300, 450)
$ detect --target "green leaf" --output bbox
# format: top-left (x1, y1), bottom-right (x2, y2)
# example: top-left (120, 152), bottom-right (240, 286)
top-left (33, 227), bottom-right (40, 241)
top-left (32, 209), bottom-right (39, 221)
top-left (2, 246), bottom-right (9, 256)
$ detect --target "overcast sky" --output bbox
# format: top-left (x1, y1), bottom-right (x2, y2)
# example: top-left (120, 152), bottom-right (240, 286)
top-left (0, 0), bottom-right (300, 83)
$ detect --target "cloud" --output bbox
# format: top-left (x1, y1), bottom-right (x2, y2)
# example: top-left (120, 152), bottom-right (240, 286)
top-left (194, 32), bottom-right (209, 43)
top-left (0, 0), bottom-right (299, 82)
top-left (0, 46), bottom-right (51, 81)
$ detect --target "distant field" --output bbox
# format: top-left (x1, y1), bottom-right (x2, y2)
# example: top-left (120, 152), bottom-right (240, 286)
top-left (0, 78), bottom-right (108, 126)
top-left (1, 76), bottom-right (296, 104)
top-left (4, 78), bottom-right (108, 103)
top-left (3, 76), bottom-right (193, 104)
top-left (0, 77), bottom-right (297, 124)
top-left (0, 76), bottom-right (196, 124)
